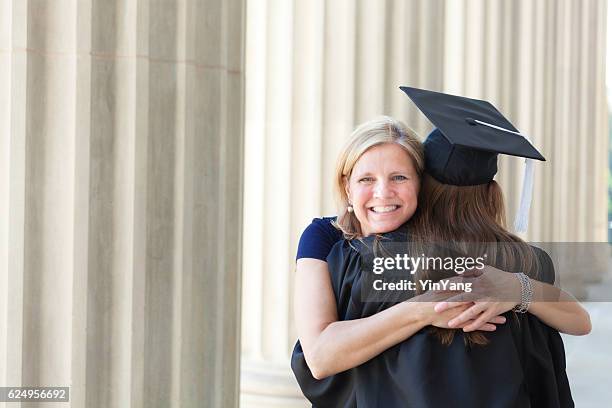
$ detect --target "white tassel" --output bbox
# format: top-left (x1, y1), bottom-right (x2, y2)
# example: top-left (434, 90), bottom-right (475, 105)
top-left (470, 118), bottom-right (538, 233)
top-left (514, 158), bottom-right (534, 233)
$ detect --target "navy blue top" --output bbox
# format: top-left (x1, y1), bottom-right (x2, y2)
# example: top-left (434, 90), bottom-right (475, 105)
top-left (296, 217), bottom-right (343, 261)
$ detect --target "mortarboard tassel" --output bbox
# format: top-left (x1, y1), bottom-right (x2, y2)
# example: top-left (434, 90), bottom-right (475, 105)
top-left (464, 118), bottom-right (535, 233)
top-left (514, 158), bottom-right (534, 233)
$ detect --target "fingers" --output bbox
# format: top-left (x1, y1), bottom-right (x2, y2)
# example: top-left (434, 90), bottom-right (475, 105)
top-left (448, 302), bottom-right (489, 328)
top-left (439, 276), bottom-right (466, 285)
top-left (462, 268), bottom-right (484, 278)
top-left (456, 319), bottom-right (497, 332)
top-left (434, 300), bottom-right (473, 313)
top-left (488, 315), bottom-right (506, 324)
top-left (435, 292), bottom-right (476, 306)
top-left (463, 310), bottom-right (498, 332)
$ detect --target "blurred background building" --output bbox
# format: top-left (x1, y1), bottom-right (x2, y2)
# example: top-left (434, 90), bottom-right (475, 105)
top-left (0, 0), bottom-right (609, 408)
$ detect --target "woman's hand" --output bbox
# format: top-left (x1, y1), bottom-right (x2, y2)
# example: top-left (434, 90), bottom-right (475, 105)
top-left (433, 265), bottom-right (591, 335)
top-left (431, 266), bottom-right (521, 332)
top-left (412, 290), bottom-right (507, 332)
top-left (444, 300), bottom-right (515, 332)
top-left (430, 302), bottom-right (507, 331)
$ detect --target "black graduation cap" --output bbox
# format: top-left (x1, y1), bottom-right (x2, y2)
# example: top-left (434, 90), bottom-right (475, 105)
top-left (399, 86), bottom-right (546, 232)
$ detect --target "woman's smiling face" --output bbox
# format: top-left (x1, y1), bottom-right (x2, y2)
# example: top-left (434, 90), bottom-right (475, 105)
top-left (346, 143), bottom-right (420, 237)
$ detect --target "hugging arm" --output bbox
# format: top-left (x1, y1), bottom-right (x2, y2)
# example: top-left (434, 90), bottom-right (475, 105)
top-left (446, 275), bottom-right (591, 336)
top-left (521, 280), bottom-right (591, 335)
top-left (294, 258), bottom-right (504, 379)
top-left (436, 264), bottom-right (591, 336)
top-left (527, 248), bottom-right (591, 335)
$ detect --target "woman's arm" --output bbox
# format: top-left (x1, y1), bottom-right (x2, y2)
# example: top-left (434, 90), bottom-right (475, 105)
top-left (436, 267), bottom-right (592, 336)
top-left (294, 258), bottom-right (502, 380)
top-left (525, 279), bottom-right (592, 335)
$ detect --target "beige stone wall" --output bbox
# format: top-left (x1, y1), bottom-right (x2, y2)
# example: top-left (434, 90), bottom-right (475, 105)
top-left (0, 0), bottom-right (245, 407)
top-left (241, 0), bottom-right (608, 406)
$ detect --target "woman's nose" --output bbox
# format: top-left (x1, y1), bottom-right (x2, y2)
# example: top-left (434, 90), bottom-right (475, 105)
top-left (373, 181), bottom-right (394, 198)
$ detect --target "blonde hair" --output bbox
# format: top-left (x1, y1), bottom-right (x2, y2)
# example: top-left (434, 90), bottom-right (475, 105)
top-left (332, 116), bottom-right (424, 239)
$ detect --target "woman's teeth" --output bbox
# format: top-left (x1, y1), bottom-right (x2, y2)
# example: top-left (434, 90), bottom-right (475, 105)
top-left (370, 205), bottom-right (399, 213)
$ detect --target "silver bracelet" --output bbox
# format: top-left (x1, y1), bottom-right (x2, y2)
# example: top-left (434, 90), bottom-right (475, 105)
top-left (512, 273), bottom-right (533, 313)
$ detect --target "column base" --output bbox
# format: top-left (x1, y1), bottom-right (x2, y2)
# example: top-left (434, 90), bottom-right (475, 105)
top-left (240, 359), bottom-right (310, 408)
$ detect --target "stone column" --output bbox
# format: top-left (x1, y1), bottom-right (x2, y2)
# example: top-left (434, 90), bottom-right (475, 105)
top-left (0, 0), bottom-right (245, 407)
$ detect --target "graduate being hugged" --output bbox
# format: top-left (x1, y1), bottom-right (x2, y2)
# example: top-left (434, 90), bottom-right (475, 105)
top-left (291, 87), bottom-right (590, 408)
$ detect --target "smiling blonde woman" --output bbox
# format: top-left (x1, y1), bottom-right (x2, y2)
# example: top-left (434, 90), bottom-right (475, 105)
top-left (291, 89), bottom-right (590, 407)
top-left (291, 117), bottom-right (508, 402)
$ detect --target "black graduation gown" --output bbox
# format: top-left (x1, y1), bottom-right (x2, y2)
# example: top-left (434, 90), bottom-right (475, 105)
top-left (291, 232), bottom-right (574, 408)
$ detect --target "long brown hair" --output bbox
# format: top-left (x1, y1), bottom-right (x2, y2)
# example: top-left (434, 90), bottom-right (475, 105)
top-left (409, 174), bottom-right (538, 346)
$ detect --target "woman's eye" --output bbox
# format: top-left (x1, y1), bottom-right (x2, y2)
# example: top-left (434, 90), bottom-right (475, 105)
top-left (359, 177), bottom-right (374, 183)
top-left (392, 175), bottom-right (408, 181)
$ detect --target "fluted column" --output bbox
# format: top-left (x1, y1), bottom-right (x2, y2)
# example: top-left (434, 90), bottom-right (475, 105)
top-left (241, 0), bottom-right (307, 404)
top-left (242, 0), bottom-right (607, 405)
top-left (0, 0), bottom-right (245, 407)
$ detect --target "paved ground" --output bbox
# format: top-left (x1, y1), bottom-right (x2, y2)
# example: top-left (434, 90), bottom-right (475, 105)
top-left (562, 264), bottom-right (612, 407)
